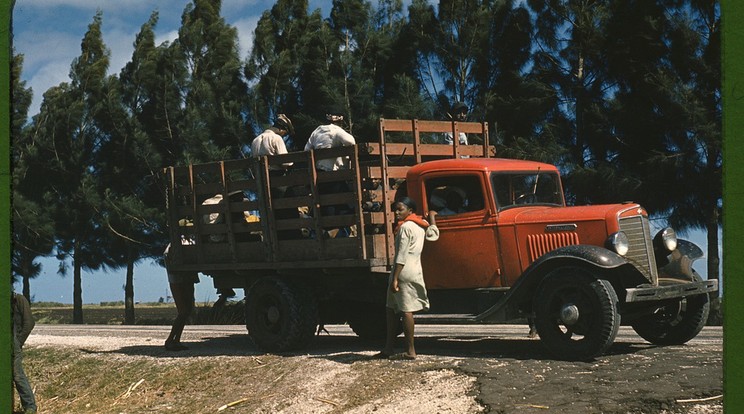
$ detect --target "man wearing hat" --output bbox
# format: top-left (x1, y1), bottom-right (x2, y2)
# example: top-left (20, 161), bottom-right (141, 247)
top-left (442, 101), bottom-right (469, 145)
top-left (251, 113), bottom-right (295, 170)
top-left (304, 107), bottom-right (356, 171)
top-left (304, 107), bottom-right (357, 236)
top-left (250, 114), bottom-right (299, 237)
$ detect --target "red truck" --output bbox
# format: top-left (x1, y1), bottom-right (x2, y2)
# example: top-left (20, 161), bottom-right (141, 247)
top-left (164, 118), bottom-right (717, 360)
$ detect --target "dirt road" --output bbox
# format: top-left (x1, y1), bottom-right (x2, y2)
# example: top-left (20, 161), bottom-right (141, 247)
top-left (27, 324), bottom-right (722, 413)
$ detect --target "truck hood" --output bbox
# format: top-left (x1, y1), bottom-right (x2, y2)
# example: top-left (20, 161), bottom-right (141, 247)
top-left (498, 203), bottom-right (647, 264)
top-left (497, 203), bottom-right (646, 227)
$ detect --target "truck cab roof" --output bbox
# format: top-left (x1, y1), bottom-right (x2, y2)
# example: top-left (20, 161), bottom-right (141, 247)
top-left (407, 158), bottom-right (561, 178)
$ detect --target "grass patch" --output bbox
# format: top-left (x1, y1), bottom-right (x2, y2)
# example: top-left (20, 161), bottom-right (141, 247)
top-left (30, 300), bottom-right (246, 325)
top-left (20, 347), bottom-right (299, 414)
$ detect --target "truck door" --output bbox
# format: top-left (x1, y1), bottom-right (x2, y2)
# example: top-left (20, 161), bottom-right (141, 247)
top-left (420, 173), bottom-right (502, 289)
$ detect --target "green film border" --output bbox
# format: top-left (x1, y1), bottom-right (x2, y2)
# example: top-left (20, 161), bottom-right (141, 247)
top-left (722, 0), bottom-right (743, 412)
top-left (0, 1), bottom-right (739, 413)
top-left (2, 0), bottom-right (12, 412)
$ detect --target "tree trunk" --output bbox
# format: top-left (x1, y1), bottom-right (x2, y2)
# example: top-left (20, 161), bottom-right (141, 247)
top-left (23, 275), bottom-right (31, 302)
top-left (124, 242), bottom-right (136, 325)
top-left (73, 248), bottom-right (84, 323)
top-left (574, 52), bottom-right (586, 168)
top-left (706, 203), bottom-right (721, 325)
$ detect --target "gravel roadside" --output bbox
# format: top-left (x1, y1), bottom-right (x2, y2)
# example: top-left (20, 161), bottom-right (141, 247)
top-left (22, 325), bottom-right (722, 414)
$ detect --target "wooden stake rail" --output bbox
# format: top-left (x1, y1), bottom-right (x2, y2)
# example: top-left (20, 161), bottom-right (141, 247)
top-left (164, 118), bottom-right (496, 276)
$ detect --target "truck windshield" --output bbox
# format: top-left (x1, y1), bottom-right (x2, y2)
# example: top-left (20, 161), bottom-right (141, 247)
top-left (491, 171), bottom-right (563, 210)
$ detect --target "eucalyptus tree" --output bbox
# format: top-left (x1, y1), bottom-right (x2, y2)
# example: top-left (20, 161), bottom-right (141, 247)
top-left (471, 2), bottom-right (557, 153)
top-left (325, 0), bottom-right (410, 139)
top-left (11, 52), bottom-right (55, 300)
top-left (25, 12), bottom-right (118, 322)
top-left (96, 12), bottom-right (170, 323)
top-left (665, 1), bottom-right (721, 294)
top-left (246, 0), bottom-right (325, 148)
top-left (529, 0), bottom-right (721, 297)
top-left (122, 12), bottom-right (188, 169)
top-left (378, 0), bottom-right (436, 119)
top-left (604, 0), bottom-right (721, 293)
top-left (412, 0), bottom-right (497, 117)
top-left (370, 0), bottom-right (408, 110)
top-left (175, 0), bottom-right (248, 162)
top-left (527, 0), bottom-right (621, 208)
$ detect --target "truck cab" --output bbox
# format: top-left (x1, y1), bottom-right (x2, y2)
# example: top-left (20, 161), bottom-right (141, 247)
top-left (405, 157), bottom-right (716, 359)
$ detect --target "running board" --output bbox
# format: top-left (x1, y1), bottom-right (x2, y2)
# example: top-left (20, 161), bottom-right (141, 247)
top-left (414, 313), bottom-right (480, 324)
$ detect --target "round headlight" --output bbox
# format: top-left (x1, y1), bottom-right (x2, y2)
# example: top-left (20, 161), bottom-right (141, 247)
top-left (607, 232), bottom-right (629, 256)
top-left (654, 227), bottom-right (677, 253)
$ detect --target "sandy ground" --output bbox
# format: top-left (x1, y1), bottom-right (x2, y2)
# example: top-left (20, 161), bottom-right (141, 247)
top-left (24, 324), bottom-right (722, 413)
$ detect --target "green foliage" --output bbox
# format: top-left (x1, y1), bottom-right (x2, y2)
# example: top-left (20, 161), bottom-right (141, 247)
top-left (12, 0), bottom-right (722, 303)
top-left (11, 52), bottom-right (56, 297)
top-left (177, 0), bottom-right (248, 161)
top-left (247, 0), bottom-right (328, 147)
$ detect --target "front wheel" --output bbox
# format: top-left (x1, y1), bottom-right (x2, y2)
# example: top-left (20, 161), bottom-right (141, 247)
top-left (533, 268), bottom-right (620, 360)
top-left (631, 274), bottom-right (710, 345)
top-left (245, 277), bottom-right (318, 352)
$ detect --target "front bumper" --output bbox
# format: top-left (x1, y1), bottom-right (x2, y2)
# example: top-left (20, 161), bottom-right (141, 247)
top-left (625, 279), bottom-right (718, 302)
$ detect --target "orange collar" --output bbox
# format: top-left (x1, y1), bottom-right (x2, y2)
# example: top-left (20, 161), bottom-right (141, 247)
top-left (394, 214), bottom-right (430, 234)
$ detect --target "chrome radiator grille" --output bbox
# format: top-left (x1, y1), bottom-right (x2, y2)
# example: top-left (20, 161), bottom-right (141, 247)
top-left (619, 215), bottom-right (658, 285)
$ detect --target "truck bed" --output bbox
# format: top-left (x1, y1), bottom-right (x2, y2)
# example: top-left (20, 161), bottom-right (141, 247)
top-left (164, 118), bottom-right (494, 275)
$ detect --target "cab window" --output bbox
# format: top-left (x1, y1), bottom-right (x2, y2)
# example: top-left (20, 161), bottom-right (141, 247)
top-left (491, 171), bottom-right (563, 210)
top-left (425, 175), bottom-right (485, 217)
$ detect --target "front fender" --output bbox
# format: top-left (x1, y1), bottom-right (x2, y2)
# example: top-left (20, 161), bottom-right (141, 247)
top-left (510, 244), bottom-right (630, 307)
top-left (477, 245), bottom-right (629, 323)
top-left (527, 244), bottom-right (628, 272)
top-left (658, 239), bottom-right (704, 283)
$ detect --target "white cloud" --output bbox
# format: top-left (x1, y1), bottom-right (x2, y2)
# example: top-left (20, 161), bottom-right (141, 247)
top-left (15, 0), bottom-right (186, 14)
top-left (232, 16), bottom-right (260, 60)
top-left (222, 0), bottom-right (265, 17)
top-left (156, 29), bottom-right (180, 46)
top-left (14, 29), bottom-right (80, 115)
top-left (12, 0), bottom-right (286, 119)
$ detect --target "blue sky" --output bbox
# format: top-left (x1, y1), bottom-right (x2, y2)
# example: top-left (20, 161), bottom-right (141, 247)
top-left (13, 0), bottom-right (293, 117)
top-left (11, 0), bottom-right (722, 304)
top-left (11, 0), bottom-right (330, 304)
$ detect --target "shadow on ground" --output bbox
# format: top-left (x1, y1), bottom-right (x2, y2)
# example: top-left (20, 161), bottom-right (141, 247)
top-left (104, 330), bottom-right (656, 363)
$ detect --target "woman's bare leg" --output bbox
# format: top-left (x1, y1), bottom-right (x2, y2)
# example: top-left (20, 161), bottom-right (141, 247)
top-left (382, 307), bottom-right (399, 355)
top-left (401, 311), bottom-right (416, 358)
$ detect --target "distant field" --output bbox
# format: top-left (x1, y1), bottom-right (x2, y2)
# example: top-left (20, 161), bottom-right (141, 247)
top-left (31, 301), bottom-right (245, 325)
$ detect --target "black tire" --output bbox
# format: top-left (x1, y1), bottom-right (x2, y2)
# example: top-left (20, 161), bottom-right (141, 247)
top-left (534, 268), bottom-right (620, 360)
top-left (347, 304), bottom-right (401, 340)
top-left (245, 277), bottom-right (318, 352)
top-left (631, 274), bottom-right (710, 345)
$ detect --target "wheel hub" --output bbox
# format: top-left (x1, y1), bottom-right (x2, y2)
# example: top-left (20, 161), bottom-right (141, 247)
top-left (267, 306), bottom-right (280, 324)
top-left (560, 303), bottom-right (580, 325)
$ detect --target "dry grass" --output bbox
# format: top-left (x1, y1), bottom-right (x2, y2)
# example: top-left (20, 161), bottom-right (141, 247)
top-left (30, 301), bottom-right (245, 325)
top-left (22, 347), bottom-right (298, 413)
top-left (20, 345), bottom-right (478, 414)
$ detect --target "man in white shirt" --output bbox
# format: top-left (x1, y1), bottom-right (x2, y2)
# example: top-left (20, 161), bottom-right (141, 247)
top-left (304, 108), bottom-right (357, 236)
top-left (251, 114), bottom-right (298, 236)
top-left (304, 108), bottom-right (356, 171)
top-left (251, 113), bottom-right (295, 170)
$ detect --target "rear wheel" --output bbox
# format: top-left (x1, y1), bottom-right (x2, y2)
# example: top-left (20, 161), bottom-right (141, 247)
top-left (534, 268), bottom-right (620, 360)
top-left (245, 277), bottom-right (318, 352)
top-left (631, 274), bottom-right (710, 345)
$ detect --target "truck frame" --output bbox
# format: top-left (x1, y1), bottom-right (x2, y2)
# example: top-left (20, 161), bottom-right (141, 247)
top-left (164, 118), bottom-right (717, 360)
